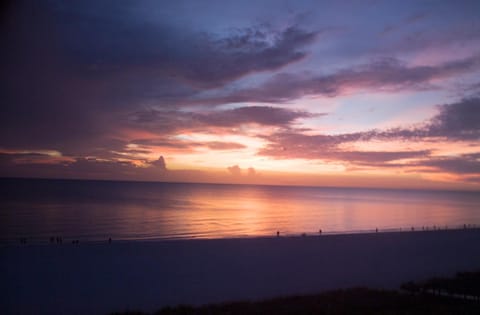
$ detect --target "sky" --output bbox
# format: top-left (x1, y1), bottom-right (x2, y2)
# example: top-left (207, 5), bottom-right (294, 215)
top-left (1, 0), bottom-right (480, 190)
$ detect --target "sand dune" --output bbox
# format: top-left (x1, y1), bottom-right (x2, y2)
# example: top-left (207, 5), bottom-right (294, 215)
top-left (2, 229), bottom-right (480, 315)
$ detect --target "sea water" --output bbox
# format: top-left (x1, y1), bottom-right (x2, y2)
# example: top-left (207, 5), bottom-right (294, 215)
top-left (1, 178), bottom-right (479, 243)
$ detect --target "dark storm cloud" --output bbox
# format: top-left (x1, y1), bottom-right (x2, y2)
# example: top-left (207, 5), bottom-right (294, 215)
top-left (52, 1), bottom-right (317, 88)
top-left (0, 1), bottom-right (316, 157)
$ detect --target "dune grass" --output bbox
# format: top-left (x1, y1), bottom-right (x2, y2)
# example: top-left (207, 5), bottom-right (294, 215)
top-left (110, 287), bottom-right (480, 315)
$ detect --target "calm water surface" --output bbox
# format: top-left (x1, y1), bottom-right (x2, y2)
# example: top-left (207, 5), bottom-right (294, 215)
top-left (1, 178), bottom-right (479, 243)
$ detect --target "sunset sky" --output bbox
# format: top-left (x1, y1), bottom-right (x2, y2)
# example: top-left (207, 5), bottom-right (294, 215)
top-left (1, 0), bottom-right (480, 190)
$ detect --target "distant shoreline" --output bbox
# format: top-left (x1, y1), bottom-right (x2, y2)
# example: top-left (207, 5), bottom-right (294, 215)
top-left (2, 224), bottom-right (480, 247)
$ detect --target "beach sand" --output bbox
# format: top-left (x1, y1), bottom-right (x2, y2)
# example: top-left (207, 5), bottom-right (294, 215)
top-left (2, 229), bottom-right (480, 315)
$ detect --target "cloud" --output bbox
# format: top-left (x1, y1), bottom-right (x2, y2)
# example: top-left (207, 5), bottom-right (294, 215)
top-left (130, 138), bottom-right (247, 152)
top-left (380, 12), bottom-right (428, 36)
top-left (258, 97), bottom-right (479, 170)
top-left (259, 131), bottom-right (366, 158)
top-left (0, 153), bottom-right (173, 181)
top-left (149, 156), bottom-right (167, 171)
top-left (198, 106), bottom-right (316, 127)
top-left (227, 165), bottom-right (257, 177)
top-left (415, 153), bottom-right (480, 175)
top-left (0, 2), bottom-right (317, 159)
top-left (370, 97), bottom-right (480, 141)
top-left (129, 106), bottom-right (317, 133)
top-left (206, 142), bottom-right (246, 150)
top-left (259, 133), bottom-right (430, 164)
top-left (213, 55), bottom-right (480, 103)
top-left (428, 97), bottom-right (480, 140)
top-left (336, 150), bottom-right (431, 164)
top-left (173, 26), bottom-right (317, 88)
top-left (464, 176), bottom-right (480, 183)
top-left (0, 151), bottom-right (73, 165)
top-left (1, 1), bottom-right (479, 186)
top-left (52, 0), bottom-right (317, 88)
top-left (227, 165), bottom-right (242, 176)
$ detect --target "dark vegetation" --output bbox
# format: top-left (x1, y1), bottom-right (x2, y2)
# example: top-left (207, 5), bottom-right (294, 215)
top-left (401, 271), bottom-right (480, 299)
top-left (110, 273), bottom-right (480, 315)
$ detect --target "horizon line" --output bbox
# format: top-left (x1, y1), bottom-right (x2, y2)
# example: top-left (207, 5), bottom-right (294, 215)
top-left (1, 175), bottom-right (479, 194)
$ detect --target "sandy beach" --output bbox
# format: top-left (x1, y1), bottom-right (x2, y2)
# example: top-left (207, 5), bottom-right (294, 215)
top-left (2, 229), bottom-right (480, 315)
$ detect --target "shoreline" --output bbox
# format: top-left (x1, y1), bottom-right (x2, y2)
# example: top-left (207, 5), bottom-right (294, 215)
top-left (2, 224), bottom-right (479, 247)
top-left (2, 228), bottom-right (480, 315)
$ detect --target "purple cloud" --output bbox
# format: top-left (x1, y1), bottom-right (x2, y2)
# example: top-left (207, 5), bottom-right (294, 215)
top-left (216, 55), bottom-right (480, 103)
top-left (173, 26), bottom-right (317, 88)
top-left (371, 97), bottom-right (480, 141)
top-left (259, 133), bottom-right (430, 164)
top-left (415, 153), bottom-right (480, 175)
top-left (199, 106), bottom-right (316, 127)
top-left (129, 106), bottom-right (317, 133)
top-left (55, 2), bottom-right (317, 88)
top-left (428, 98), bottom-right (480, 140)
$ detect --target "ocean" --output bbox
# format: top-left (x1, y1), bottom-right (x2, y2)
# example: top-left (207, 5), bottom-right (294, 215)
top-left (1, 178), bottom-right (479, 243)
